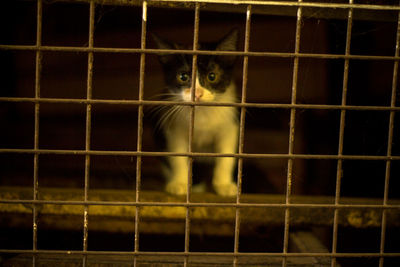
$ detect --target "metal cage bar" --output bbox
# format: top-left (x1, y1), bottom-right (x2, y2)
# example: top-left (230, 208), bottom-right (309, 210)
top-left (134, 1), bottom-right (148, 265)
top-left (1, 249), bottom-right (400, 258)
top-left (82, 2), bottom-right (95, 266)
top-left (233, 4), bottom-right (252, 267)
top-left (2, 97), bottom-right (400, 111)
top-left (331, 1), bottom-right (353, 266)
top-left (282, 1), bottom-right (302, 266)
top-left (379, 2), bottom-right (400, 267)
top-left (1, 148), bottom-right (400, 160)
top-left (2, 198), bottom-right (400, 209)
top-left (22, 0), bottom-right (400, 12)
top-left (4, 44), bottom-right (400, 61)
top-left (183, 3), bottom-right (200, 266)
top-left (32, 1), bottom-right (43, 266)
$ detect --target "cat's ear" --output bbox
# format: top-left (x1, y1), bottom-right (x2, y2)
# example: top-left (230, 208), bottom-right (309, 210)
top-left (216, 28), bottom-right (239, 51)
top-left (151, 33), bottom-right (175, 65)
top-left (152, 33), bottom-right (174, 50)
top-left (215, 28), bottom-right (239, 66)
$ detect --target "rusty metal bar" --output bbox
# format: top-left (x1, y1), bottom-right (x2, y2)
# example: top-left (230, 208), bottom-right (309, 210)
top-left (0, 253), bottom-right (331, 266)
top-left (2, 97), bottom-right (400, 111)
top-left (32, 1), bottom-right (43, 266)
top-left (1, 198), bottom-right (400, 210)
top-left (19, 0), bottom-right (400, 12)
top-left (149, 0), bottom-right (400, 11)
top-left (233, 5), bottom-right (252, 267)
top-left (82, 2), bottom-right (95, 266)
top-left (331, 1), bottom-right (353, 266)
top-left (1, 148), bottom-right (400, 160)
top-left (148, 0), bottom-right (400, 11)
top-left (183, 4), bottom-right (200, 266)
top-left (134, 2), bottom-right (147, 265)
top-left (3, 44), bottom-right (400, 61)
top-left (282, 1), bottom-right (302, 266)
top-left (379, 2), bottom-right (400, 267)
top-left (26, 0), bottom-right (398, 23)
top-left (1, 249), bottom-right (400, 258)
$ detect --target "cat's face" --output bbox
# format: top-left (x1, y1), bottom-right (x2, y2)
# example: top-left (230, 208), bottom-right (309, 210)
top-left (153, 30), bottom-right (238, 102)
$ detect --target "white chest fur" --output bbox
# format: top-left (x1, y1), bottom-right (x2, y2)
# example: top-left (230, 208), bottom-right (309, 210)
top-left (193, 105), bottom-right (237, 149)
top-left (164, 82), bottom-right (238, 150)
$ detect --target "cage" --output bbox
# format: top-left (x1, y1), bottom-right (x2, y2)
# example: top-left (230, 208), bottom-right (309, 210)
top-left (0, 0), bottom-right (400, 266)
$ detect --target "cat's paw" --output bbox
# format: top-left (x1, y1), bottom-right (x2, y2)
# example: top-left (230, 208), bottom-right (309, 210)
top-left (166, 181), bottom-right (188, 195)
top-left (213, 181), bottom-right (237, 197)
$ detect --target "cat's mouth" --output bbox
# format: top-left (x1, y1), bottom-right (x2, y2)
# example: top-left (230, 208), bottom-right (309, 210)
top-left (181, 77), bottom-right (215, 102)
top-left (182, 87), bottom-right (215, 102)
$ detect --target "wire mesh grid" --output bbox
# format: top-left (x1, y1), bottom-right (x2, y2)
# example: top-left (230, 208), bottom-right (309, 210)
top-left (0, 0), bottom-right (400, 266)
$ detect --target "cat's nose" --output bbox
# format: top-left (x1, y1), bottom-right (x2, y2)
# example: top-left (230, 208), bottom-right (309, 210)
top-left (195, 88), bottom-right (204, 101)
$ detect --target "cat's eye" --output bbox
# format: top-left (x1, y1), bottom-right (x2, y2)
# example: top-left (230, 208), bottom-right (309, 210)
top-left (207, 72), bottom-right (217, 82)
top-left (177, 72), bottom-right (190, 83)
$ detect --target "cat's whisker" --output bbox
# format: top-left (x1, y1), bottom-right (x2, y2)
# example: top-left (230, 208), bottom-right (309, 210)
top-left (169, 105), bottom-right (188, 129)
top-left (149, 104), bottom-right (170, 116)
top-left (148, 106), bottom-right (170, 123)
top-left (147, 95), bottom-right (183, 119)
top-left (157, 105), bottom-right (182, 130)
top-left (157, 107), bottom-right (173, 129)
top-left (171, 105), bottom-right (187, 126)
top-left (147, 92), bottom-right (181, 100)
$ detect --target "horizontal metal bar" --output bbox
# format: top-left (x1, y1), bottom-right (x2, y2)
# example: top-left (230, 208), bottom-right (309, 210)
top-left (1, 148), bottom-right (399, 160)
top-left (1, 198), bottom-right (399, 209)
top-left (0, 249), bottom-right (399, 258)
top-left (1, 97), bottom-right (400, 112)
top-left (43, 0), bottom-right (400, 12)
top-left (1, 45), bottom-right (400, 61)
top-left (0, 252), bottom-right (330, 266)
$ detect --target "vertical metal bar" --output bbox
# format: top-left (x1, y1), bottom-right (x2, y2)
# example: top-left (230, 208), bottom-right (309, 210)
top-left (32, 0), bottom-right (42, 266)
top-left (233, 5), bottom-right (251, 267)
top-left (379, 3), bottom-right (400, 266)
top-left (331, 1), bottom-right (353, 267)
top-left (282, 1), bottom-right (302, 266)
top-left (184, 4), bottom-right (200, 266)
top-left (83, 1), bottom-right (95, 266)
top-left (134, 1), bottom-right (147, 266)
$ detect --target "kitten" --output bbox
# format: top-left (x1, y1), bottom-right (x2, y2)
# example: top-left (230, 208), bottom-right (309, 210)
top-left (153, 29), bottom-right (239, 196)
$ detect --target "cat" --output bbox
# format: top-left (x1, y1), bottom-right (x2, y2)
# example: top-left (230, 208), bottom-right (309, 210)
top-left (152, 29), bottom-right (239, 196)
